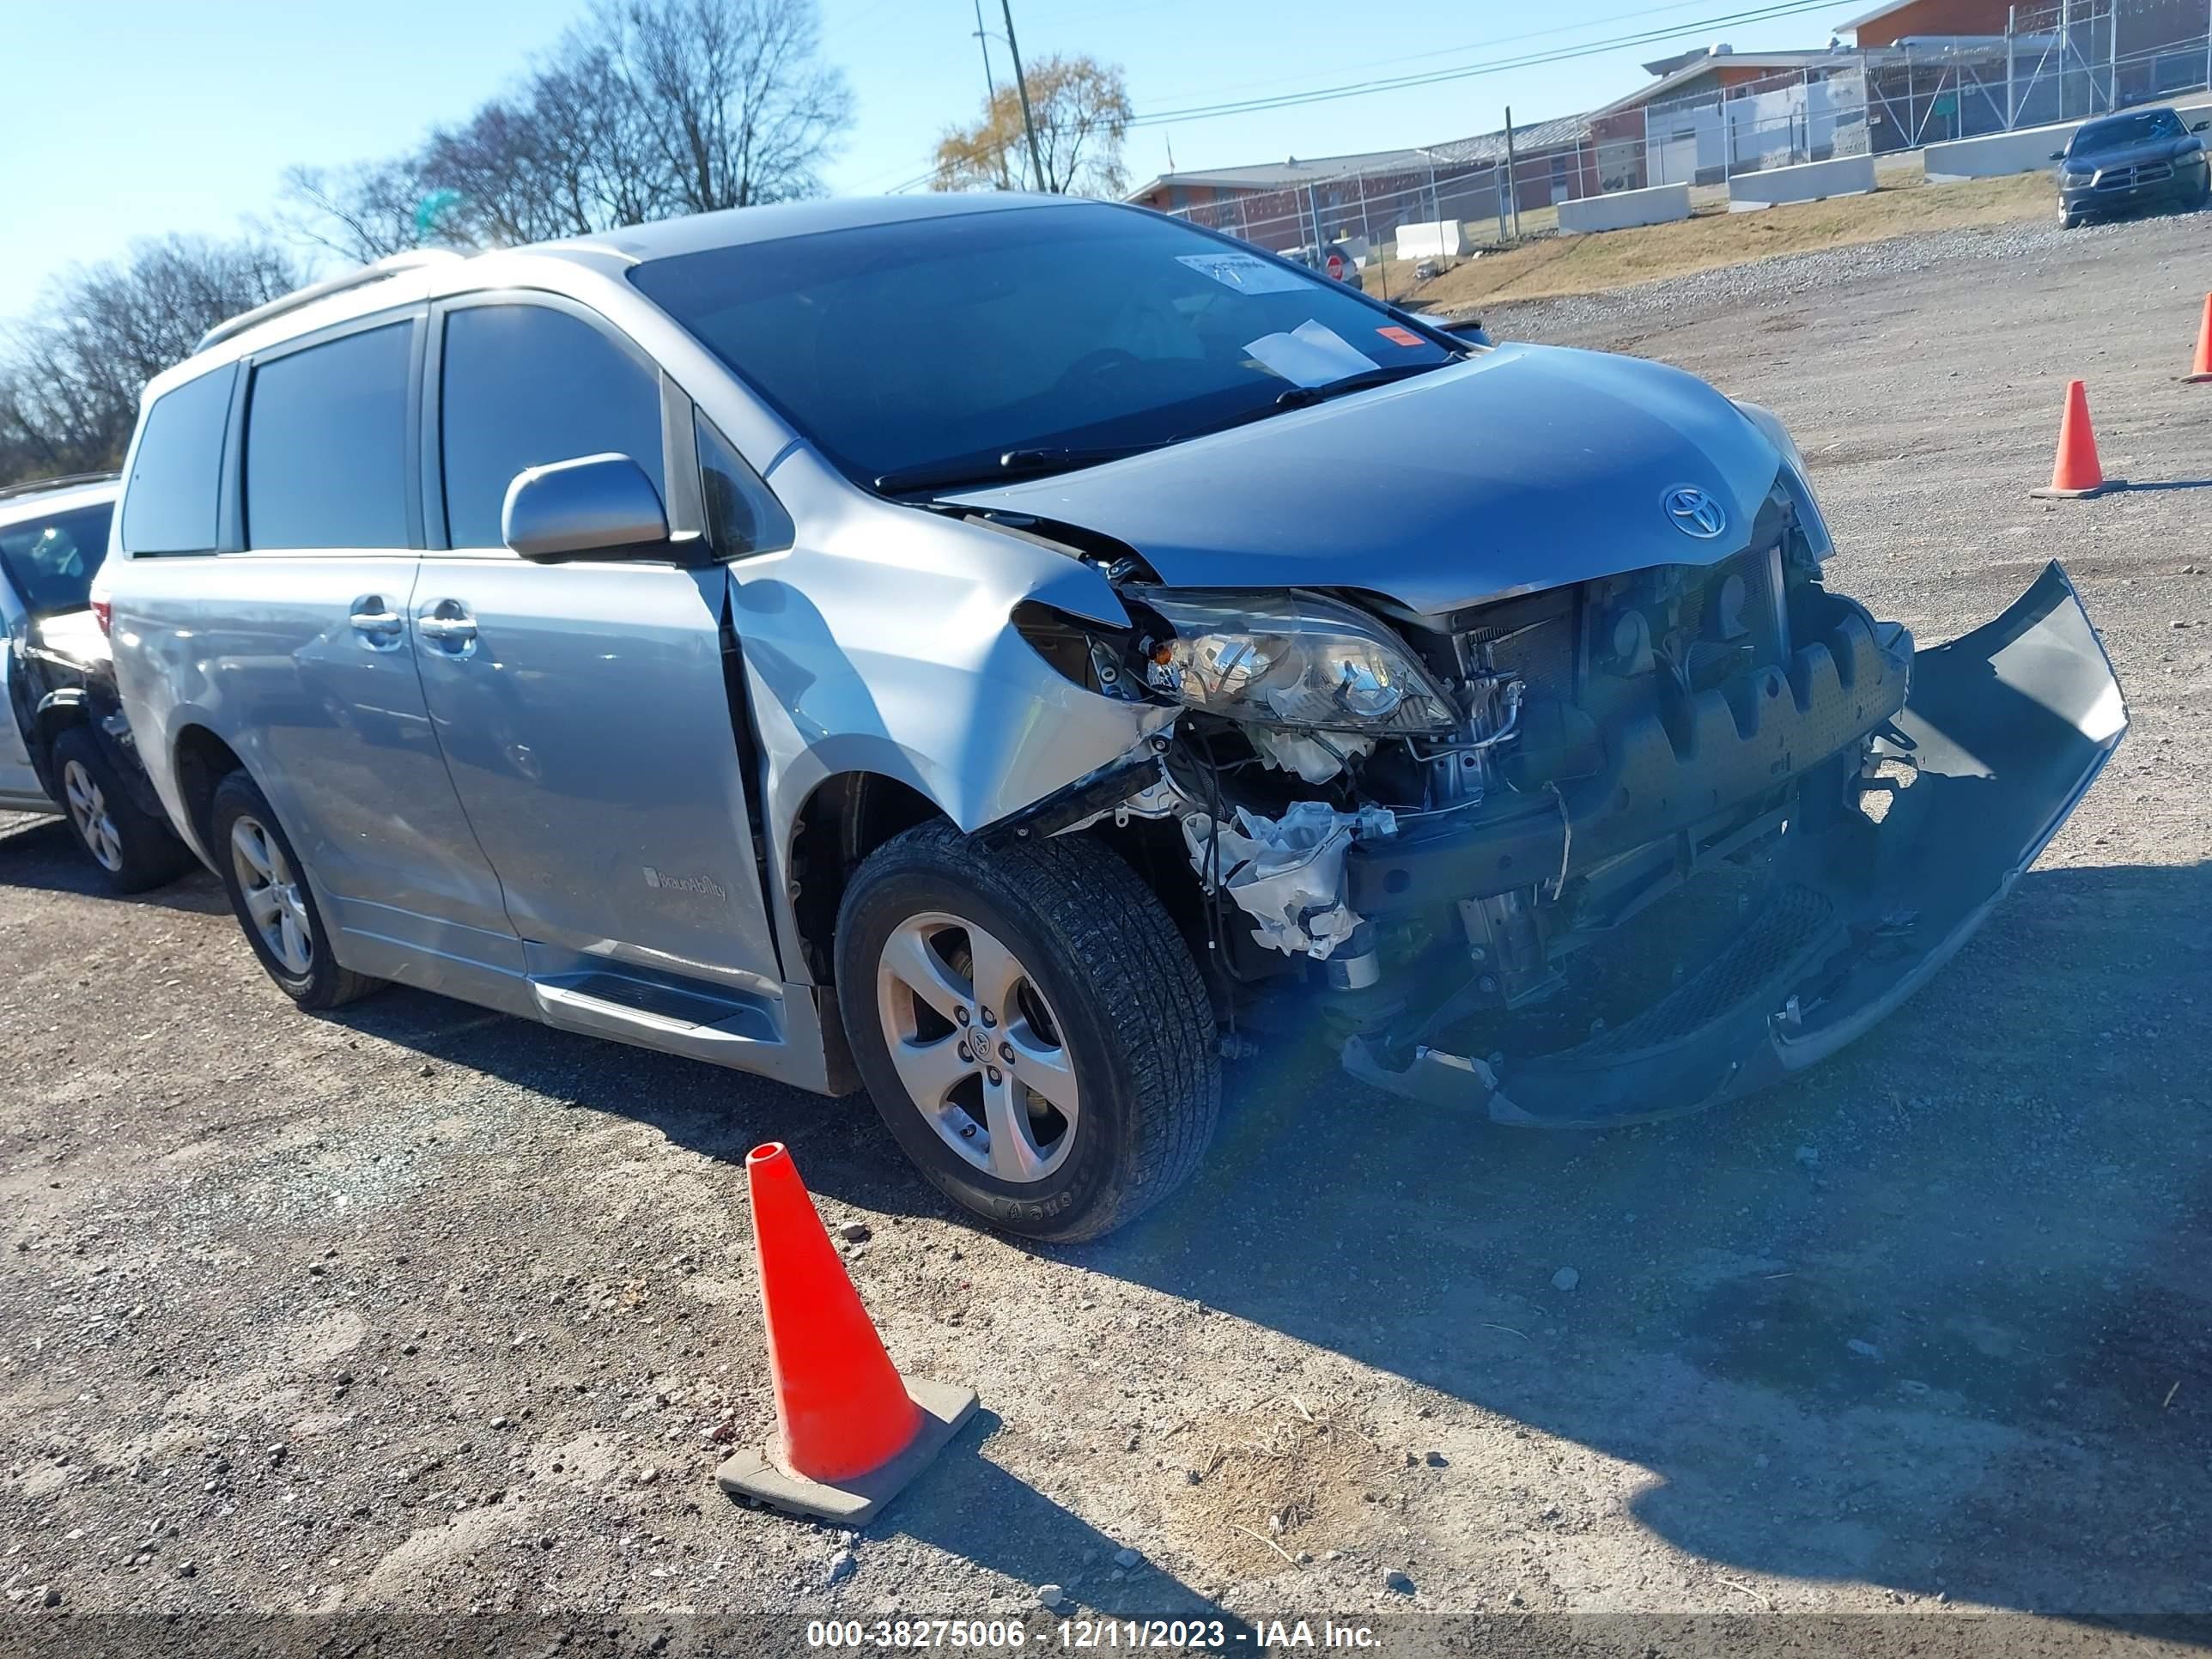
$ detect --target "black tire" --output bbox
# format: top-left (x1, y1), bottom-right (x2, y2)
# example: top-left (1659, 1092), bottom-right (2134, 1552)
top-left (836, 822), bottom-right (1218, 1243)
top-left (2058, 209), bottom-right (2081, 229)
top-left (208, 769), bottom-right (383, 1010)
top-left (50, 725), bottom-right (194, 895)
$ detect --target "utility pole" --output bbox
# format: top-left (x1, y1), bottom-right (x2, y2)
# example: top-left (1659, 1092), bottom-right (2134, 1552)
top-left (2006, 5), bottom-right (2017, 128)
top-left (999, 0), bottom-right (1049, 192)
top-left (1503, 106), bottom-right (1522, 239)
top-left (970, 0), bottom-right (1012, 187)
top-left (2106, 0), bottom-right (2118, 112)
top-left (2058, 0), bottom-right (2070, 121)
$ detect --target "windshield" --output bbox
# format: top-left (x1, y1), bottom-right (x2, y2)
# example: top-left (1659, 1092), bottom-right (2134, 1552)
top-left (2071, 110), bottom-right (2184, 150)
top-left (0, 501), bottom-right (112, 617)
top-left (629, 203), bottom-right (1452, 491)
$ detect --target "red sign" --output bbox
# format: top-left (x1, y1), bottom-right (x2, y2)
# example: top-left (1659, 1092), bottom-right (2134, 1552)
top-left (1325, 250), bottom-right (1346, 280)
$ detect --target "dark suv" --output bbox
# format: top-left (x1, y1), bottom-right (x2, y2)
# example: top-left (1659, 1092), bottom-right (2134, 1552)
top-left (2055, 106), bottom-right (2211, 228)
top-left (1, 474), bottom-right (191, 890)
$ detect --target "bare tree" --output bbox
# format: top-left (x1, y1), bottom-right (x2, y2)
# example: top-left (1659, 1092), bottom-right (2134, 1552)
top-left (278, 158), bottom-right (436, 264)
top-left (593, 0), bottom-right (854, 211)
top-left (279, 0), bottom-right (850, 263)
top-left (933, 55), bottom-right (1132, 197)
top-left (0, 235), bottom-right (305, 483)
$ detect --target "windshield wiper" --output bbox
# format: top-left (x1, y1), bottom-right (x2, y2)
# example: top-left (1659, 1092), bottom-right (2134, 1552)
top-left (875, 442), bottom-right (1164, 495)
top-left (1273, 360), bottom-right (1448, 410)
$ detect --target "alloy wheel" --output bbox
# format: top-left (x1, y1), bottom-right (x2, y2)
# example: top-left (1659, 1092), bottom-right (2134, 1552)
top-left (874, 911), bottom-right (1080, 1184)
top-left (61, 759), bottom-right (123, 873)
top-left (230, 815), bottom-right (313, 975)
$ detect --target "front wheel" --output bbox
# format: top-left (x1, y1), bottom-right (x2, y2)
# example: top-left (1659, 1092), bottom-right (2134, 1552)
top-left (2058, 208), bottom-right (2082, 229)
top-left (836, 822), bottom-right (1218, 1243)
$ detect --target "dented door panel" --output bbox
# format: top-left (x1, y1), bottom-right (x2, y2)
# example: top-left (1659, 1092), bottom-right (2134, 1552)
top-left (731, 447), bottom-right (1174, 981)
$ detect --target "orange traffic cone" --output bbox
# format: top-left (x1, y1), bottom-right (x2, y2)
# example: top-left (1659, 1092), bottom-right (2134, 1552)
top-left (2185, 294), bottom-right (2212, 384)
top-left (2029, 380), bottom-right (2118, 500)
top-left (717, 1143), bottom-right (976, 1523)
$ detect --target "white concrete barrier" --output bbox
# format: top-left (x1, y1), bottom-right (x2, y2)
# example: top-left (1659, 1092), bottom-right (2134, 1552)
top-left (1728, 153), bottom-right (1878, 210)
top-left (1557, 182), bottom-right (1692, 234)
top-left (1395, 220), bottom-right (1464, 259)
top-left (1923, 100), bottom-right (2212, 181)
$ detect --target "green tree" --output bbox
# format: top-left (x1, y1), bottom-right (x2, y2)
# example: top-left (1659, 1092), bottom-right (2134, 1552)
top-left (933, 55), bottom-right (1132, 197)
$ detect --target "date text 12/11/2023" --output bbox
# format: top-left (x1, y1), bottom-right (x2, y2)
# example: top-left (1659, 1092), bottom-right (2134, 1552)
top-left (803, 1619), bottom-right (1382, 1649)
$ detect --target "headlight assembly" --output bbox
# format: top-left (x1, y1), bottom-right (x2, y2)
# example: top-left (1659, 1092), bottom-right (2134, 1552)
top-left (1735, 398), bottom-right (1833, 565)
top-left (1133, 590), bottom-right (1459, 735)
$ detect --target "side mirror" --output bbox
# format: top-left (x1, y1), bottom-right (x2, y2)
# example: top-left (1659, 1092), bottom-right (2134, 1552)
top-left (2049, 150), bottom-right (2067, 161)
top-left (1443, 317), bottom-right (1492, 347)
top-left (2193, 120), bottom-right (2209, 132)
top-left (502, 453), bottom-right (671, 563)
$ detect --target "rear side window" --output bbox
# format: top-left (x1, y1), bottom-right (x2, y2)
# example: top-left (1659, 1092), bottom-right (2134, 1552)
top-left (245, 323), bottom-right (413, 550)
top-left (120, 366), bottom-right (234, 555)
top-left (0, 501), bottom-right (113, 615)
top-left (439, 304), bottom-right (665, 549)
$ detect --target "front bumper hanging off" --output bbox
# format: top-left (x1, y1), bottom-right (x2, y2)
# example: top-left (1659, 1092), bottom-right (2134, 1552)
top-left (1343, 562), bottom-right (2127, 1126)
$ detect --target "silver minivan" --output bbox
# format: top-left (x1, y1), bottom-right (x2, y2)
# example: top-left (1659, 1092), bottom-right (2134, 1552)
top-left (101, 194), bottom-right (2124, 1240)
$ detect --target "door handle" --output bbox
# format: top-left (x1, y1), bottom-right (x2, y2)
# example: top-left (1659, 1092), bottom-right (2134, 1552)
top-left (417, 600), bottom-right (478, 653)
top-left (349, 595), bottom-right (405, 650)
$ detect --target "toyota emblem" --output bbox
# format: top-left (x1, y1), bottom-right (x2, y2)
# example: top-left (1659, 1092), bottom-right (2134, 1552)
top-left (1662, 485), bottom-right (1727, 539)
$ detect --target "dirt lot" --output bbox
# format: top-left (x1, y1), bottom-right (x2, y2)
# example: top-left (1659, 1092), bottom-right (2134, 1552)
top-left (4, 213), bottom-right (2210, 1656)
top-left (1369, 165), bottom-right (2053, 311)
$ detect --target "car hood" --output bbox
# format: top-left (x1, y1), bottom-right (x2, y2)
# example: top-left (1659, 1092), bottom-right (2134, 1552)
top-left (28, 607), bottom-right (109, 669)
top-left (2069, 136), bottom-right (2202, 168)
top-left (947, 343), bottom-right (1784, 617)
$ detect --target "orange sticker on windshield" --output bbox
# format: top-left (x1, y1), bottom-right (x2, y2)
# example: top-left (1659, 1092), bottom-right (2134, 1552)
top-left (1376, 325), bottom-right (1424, 347)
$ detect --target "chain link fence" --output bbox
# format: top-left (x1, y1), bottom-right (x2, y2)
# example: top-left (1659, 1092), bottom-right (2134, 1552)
top-left (1152, 0), bottom-right (2211, 280)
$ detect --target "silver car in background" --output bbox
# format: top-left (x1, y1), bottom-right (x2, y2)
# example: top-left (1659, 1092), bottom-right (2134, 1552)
top-left (99, 195), bottom-right (2124, 1240)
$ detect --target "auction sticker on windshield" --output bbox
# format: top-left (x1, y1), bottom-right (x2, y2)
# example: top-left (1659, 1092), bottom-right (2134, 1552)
top-left (1176, 252), bottom-right (1311, 295)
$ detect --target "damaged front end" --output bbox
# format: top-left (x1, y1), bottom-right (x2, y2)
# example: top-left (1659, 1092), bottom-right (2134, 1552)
top-left (1000, 520), bottom-right (2124, 1127)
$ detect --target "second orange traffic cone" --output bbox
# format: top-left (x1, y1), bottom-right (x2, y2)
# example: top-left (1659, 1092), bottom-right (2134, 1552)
top-left (2185, 294), bottom-right (2212, 384)
top-left (2030, 380), bottom-right (2118, 500)
top-left (716, 1143), bottom-right (977, 1523)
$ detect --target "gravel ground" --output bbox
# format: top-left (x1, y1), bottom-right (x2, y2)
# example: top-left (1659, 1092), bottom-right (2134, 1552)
top-left (3, 215), bottom-right (2209, 1658)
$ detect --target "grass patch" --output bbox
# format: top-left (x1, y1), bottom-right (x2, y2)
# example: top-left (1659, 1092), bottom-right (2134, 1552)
top-left (1367, 167), bottom-right (2052, 315)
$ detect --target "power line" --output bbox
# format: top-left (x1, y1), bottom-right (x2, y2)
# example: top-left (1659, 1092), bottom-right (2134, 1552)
top-left (875, 0), bottom-right (1849, 191)
top-left (1138, 0), bottom-right (1803, 106)
top-left (1127, 0), bottom-right (1848, 127)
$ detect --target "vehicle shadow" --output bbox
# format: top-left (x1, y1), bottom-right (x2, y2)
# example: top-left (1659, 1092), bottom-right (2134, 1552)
top-left (322, 859), bottom-right (2211, 1621)
top-left (0, 812), bottom-right (227, 915)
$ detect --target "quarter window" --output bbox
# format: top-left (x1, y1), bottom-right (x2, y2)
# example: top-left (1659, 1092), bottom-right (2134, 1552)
top-left (697, 414), bottom-right (793, 559)
top-left (120, 366), bottom-right (235, 556)
top-left (244, 323), bottom-right (414, 550)
top-left (438, 304), bottom-right (666, 550)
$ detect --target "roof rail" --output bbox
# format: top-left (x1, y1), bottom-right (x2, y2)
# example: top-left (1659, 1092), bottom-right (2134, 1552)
top-left (0, 471), bottom-right (121, 504)
top-left (194, 248), bottom-right (465, 355)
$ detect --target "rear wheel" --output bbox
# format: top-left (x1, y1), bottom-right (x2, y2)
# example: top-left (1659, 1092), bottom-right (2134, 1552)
top-left (52, 726), bottom-right (192, 894)
top-left (209, 770), bottom-right (383, 1010)
top-left (836, 822), bottom-right (1218, 1243)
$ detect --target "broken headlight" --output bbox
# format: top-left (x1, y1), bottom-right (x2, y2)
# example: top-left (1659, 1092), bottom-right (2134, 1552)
top-left (1133, 590), bottom-right (1459, 735)
top-left (1735, 398), bottom-right (1833, 565)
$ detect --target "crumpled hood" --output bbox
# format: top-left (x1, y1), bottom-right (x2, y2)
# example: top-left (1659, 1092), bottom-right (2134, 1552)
top-left (949, 343), bottom-right (1784, 617)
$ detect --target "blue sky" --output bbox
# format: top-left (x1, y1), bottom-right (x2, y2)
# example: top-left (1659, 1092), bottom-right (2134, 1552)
top-left (2, 0), bottom-right (1847, 318)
